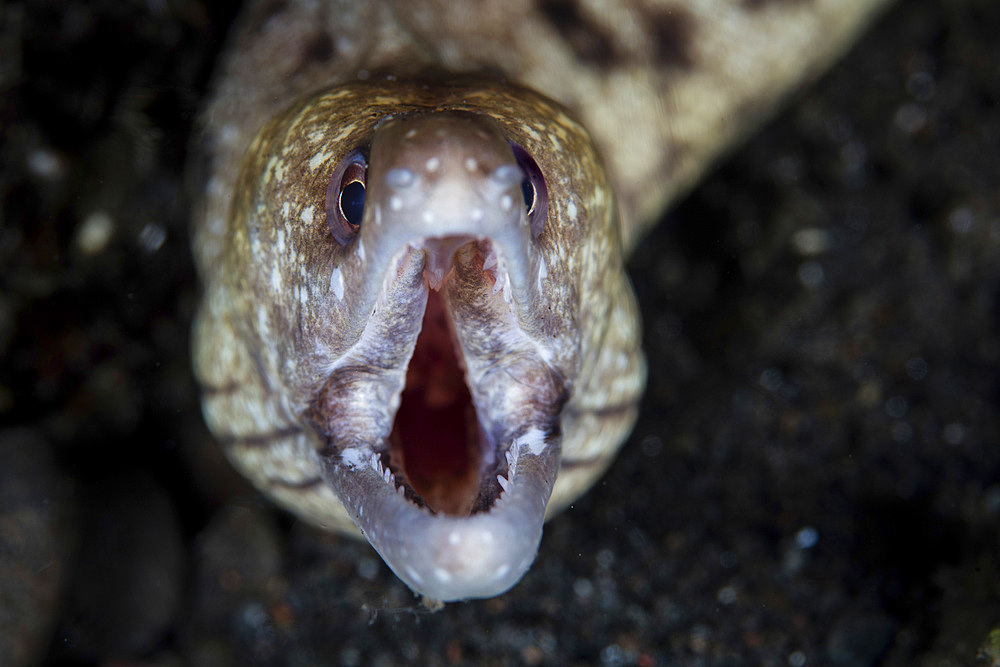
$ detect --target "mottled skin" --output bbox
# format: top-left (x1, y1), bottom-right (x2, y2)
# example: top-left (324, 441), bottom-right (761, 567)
top-left (192, 0), bottom-right (893, 600)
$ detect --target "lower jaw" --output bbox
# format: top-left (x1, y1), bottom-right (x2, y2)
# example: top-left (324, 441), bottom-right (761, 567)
top-left (321, 419), bottom-right (562, 601)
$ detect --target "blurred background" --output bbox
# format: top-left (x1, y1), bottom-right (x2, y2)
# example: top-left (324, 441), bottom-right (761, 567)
top-left (1, 0), bottom-right (998, 664)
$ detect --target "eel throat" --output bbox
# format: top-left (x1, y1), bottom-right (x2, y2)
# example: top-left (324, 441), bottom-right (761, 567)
top-left (391, 289), bottom-right (480, 516)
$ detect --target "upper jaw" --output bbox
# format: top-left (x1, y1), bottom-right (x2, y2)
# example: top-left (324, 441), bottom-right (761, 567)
top-left (306, 112), bottom-right (569, 601)
top-left (364, 111), bottom-right (545, 315)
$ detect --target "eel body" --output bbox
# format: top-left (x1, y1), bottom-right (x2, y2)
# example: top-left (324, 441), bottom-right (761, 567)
top-left (192, 0), bottom-right (893, 601)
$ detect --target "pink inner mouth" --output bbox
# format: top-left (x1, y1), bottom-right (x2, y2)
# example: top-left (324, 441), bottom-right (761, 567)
top-left (389, 252), bottom-right (484, 516)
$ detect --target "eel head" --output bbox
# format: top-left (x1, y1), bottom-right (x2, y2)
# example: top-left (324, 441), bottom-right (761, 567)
top-left (197, 78), bottom-right (644, 601)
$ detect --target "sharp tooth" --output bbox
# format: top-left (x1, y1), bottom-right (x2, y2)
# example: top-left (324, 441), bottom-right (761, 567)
top-left (427, 265), bottom-right (445, 290)
top-left (497, 475), bottom-right (510, 493)
top-left (501, 271), bottom-right (513, 304)
top-left (493, 269), bottom-right (506, 294)
top-left (504, 449), bottom-right (517, 472)
top-left (483, 251), bottom-right (498, 272)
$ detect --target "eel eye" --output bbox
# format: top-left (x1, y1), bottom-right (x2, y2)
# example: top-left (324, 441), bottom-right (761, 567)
top-left (325, 151), bottom-right (367, 245)
top-left (511, 143), bottom-right (548, 238)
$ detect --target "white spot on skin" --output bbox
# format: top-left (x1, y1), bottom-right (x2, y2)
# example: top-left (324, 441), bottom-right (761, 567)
top-left (330, 267), bottom-right (344, 300)
top-left (494, 563), bottom-right (510, 579)
top-left (405, 565), bottom-right (424, 586)
top-left (422, 209), bottom-right (434, 224)
top-left (500, 194), bottom-right (513, 211)
top-left (301, 205), bottom-right (314, 226)
top-left (270, 157), bottom-right (287, 182)
top-left (389, 196), bottom-right (403, 211)
top-left (373, 204), bottom-right (382, 226)
top-left (276, 228), bottom-right (285, 253)
top-left (208, 215), bottom-right (226, 236)
top-left (357, 238), bottom-right (365, 262)
top-left (471, 207), bottom-right (484, 222)
top-left (281, 201), bottom-right (291, 218)
top-left (219, 124), bottom-right (239, 146)
top-left (255, 306), bottom-right (269, 339)
top-left (308, 149), bottom-right (332, 172)
top-left (340, 447), bottom-right (366, 468)
top-left (425, 156), bottom-right (440, 172)
top-left (464, 157), bottom-right (477, 172)
top-left (514, 428), bottom-right (547, 456)
top-left (434, 568), bottom-right (452, 583)
top-left (448, 531), bottom-right (461, 546)
top-left (207, 177), bottom-right (224, 198)
top-left (567, 200), bottom-right (578, 220)
top-left (270, 265), bottom-right (282, 292)
top-left (404, 128), bottom-right (418, 139)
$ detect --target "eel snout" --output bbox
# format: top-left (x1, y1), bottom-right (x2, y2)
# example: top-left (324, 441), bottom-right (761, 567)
top-left (312, 111), bottom-right (565, 600)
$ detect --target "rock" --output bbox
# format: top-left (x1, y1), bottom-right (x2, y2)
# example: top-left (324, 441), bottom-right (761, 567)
top-left (0, 429), bottom-right (76, 667)
top-left (825, 612), bottom-right (898, 666)
top-left (181, 504), bottom-right (285, 665)
top-left (55, 471), bottom-right (184, 661)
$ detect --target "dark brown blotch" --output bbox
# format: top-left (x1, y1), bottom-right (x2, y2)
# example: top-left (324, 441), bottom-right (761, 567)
top-left (642, 5), bottom-right (697, 70)
top-left (218, 426), bottom-right (303, 449)
top-left (539, 0), bottom-right (618, 68)
top-left (303, 33), bottom-right (335, 64)
top-left (267, 476), bottom-right (323, 490)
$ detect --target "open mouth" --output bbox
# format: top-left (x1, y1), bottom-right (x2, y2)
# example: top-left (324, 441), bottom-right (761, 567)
top-left (388, 238), bottom-right (505, 517)
top-left (390, 287), bottom-right (481, 514)
top-left (316, 234), bottom-right (564, 601)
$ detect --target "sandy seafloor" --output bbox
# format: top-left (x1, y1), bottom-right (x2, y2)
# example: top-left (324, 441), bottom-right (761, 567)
top-left (1, 0), bottom-right (998, 665)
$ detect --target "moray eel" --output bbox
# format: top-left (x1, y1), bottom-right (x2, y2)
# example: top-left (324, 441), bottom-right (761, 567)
top-left (192, 0), bottom-right (893, 601)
